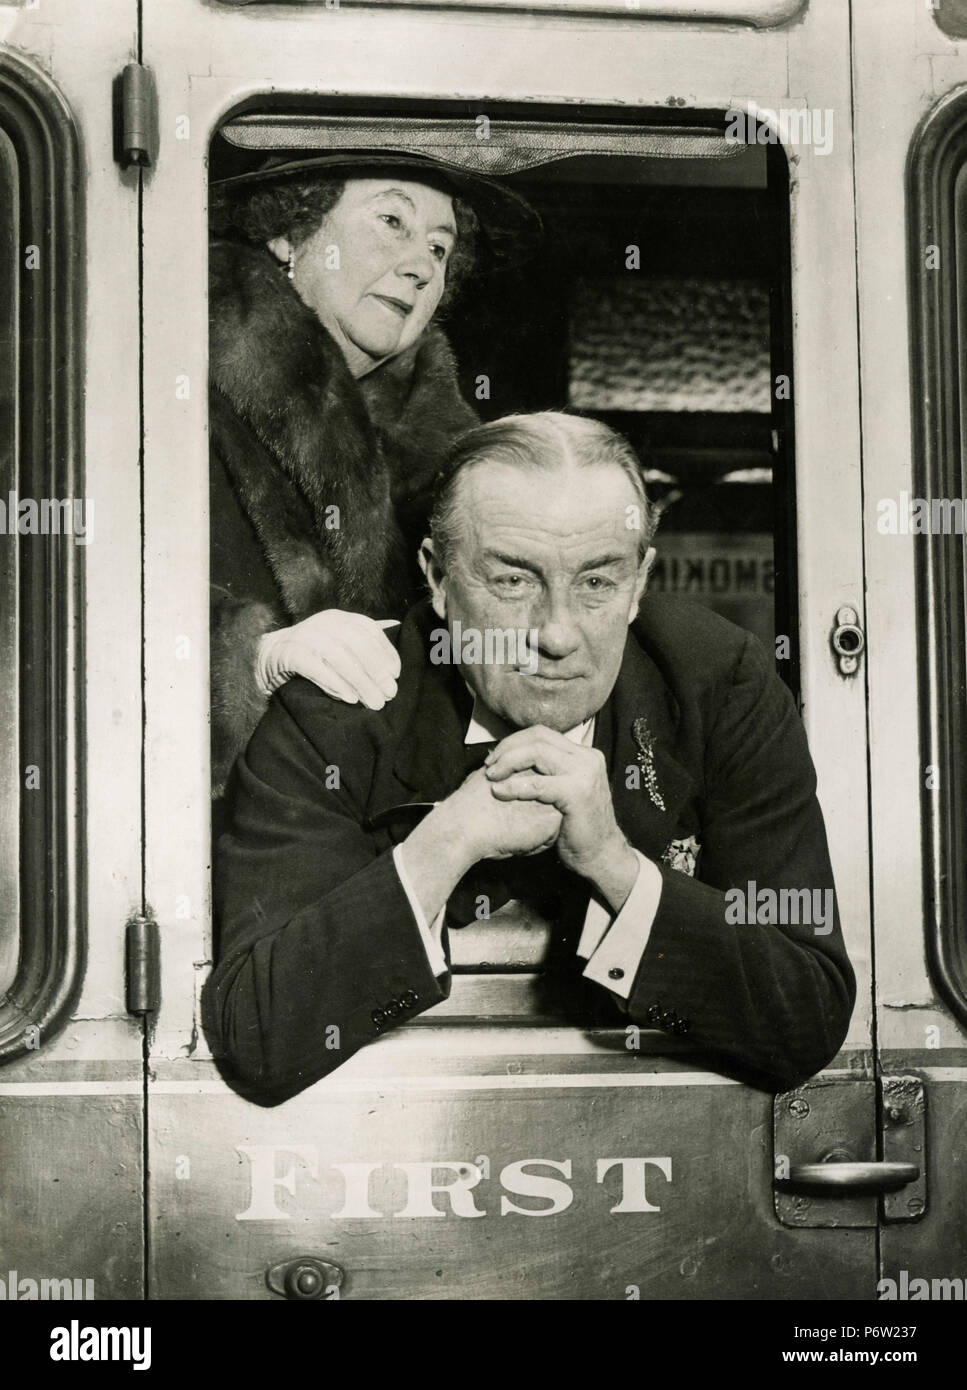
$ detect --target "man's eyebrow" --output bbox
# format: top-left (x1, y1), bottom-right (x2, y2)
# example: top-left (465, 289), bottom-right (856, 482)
top-left (483, 550), bottom-right (544, 574)
top-left (578, 553), bottom-right (631, 571)
top-left (370, 188), bottom-right (457, 237)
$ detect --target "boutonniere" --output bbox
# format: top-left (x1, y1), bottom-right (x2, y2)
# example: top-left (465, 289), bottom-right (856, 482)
top-left (661, 834), bottom-right (701, 878)
top-left (632, 715), bottom-right (666, 812)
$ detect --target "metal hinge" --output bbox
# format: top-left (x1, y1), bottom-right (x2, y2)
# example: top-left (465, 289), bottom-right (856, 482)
top-left (125, 913), bottom-right (161, 1015)
top-left (115, 62), bottom-right (158, 169)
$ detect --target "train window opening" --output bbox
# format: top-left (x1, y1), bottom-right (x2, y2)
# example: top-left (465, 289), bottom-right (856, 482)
top-left (450, 148), bottom-right (792, 662)
top-left (207, 104), bottom-right (795, 1027)
top-left (0, 54), bottom-right (84, 1063)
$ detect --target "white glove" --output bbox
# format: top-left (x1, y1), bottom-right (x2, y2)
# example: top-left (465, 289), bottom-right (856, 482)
top-left (256, 610), bottom-right (401, 708)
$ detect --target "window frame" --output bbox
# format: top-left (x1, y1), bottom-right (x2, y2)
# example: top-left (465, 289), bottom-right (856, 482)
top-left (0, 51), bottom-right (85, 1064)
top-left (908, 85), bottom-right (967, 1029)
top-left (207, 99), bottom-right (796, 1014)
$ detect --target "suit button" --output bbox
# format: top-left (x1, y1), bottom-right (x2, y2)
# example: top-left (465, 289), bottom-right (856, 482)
top-left (645, 1005), bottom-right (663, 1026)
top-left (673, 1018), bottom-right (691, 1036)
top-left (661, 1010), bottom-right (677, 1031)
top-left (608, 967), bottom-right (625, 981)
top-left (401, 990), bottom-right (419, 1008)
top-left (371, 1008), bottom-right (385, 1028)
top-left (384, 999), bottom-right (402, 1019)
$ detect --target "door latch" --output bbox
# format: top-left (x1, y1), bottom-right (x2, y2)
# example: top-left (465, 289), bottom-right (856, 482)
top-left (773, 1076), bottom-right (925, 1228)
top-left (831, 605), bottom-right (865, 676)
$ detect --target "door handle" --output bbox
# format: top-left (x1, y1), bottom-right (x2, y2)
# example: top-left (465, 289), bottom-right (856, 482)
top-left (777, 1161), bottom-right (919, 1194)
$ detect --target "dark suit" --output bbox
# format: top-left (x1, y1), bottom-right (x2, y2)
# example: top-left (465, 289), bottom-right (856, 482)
top-left (205, 596), bottom-right (855, 1104)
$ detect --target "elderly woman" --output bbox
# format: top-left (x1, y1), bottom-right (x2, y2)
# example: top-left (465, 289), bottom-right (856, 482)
top-left (209, 152), bottom-right (538, 793)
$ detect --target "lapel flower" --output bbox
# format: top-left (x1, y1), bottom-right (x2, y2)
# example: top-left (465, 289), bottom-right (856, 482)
top-left (661, 834), bottom-right (701, 877)
top-left (632, 715), bottom-right (666, 812)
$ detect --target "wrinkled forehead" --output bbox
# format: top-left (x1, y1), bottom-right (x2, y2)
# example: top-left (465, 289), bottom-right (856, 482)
top-left (455, 457), bottom-right (642, 557)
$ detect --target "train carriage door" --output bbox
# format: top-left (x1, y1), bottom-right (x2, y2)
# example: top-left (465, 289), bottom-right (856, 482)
top-left (852, 0), bottom-right (967, 1295)
top-left (0, 1), bottom-right (145, 1298)
top-left (141, 0), bottom-right (876, 1299)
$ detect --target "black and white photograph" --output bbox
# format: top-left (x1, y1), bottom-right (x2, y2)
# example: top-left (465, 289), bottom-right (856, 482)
top-left (0, 0), bottom-right (964, 1355)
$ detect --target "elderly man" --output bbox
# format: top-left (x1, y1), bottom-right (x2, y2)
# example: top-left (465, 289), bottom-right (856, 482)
top-left (206, 412), bottom-right (854, 1104)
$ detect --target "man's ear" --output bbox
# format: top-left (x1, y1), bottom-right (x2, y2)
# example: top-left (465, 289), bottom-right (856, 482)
top-left (266, 236), bottom-right (293, 268)
top-left (627, 546), bottom-right (657, 623)
top-left (419, 538), bottom-right (448, 621)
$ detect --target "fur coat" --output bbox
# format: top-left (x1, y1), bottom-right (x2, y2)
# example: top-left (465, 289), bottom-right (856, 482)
top-left (209, 238), bottom-right (478, 794)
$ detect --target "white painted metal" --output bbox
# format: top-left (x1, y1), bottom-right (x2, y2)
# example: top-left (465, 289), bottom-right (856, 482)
top-left (1, 0), bottom-right (143, 1038)
top-left (852, 0), bottom-right (967, 1053)
top-left (140, 0), bottom-right (870, 1064)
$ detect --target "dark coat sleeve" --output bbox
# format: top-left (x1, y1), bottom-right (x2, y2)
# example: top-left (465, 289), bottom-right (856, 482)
top-left (203, 684), bottom-right (449, 1104)
top-left (625, 632), bottom-right (856, 1092)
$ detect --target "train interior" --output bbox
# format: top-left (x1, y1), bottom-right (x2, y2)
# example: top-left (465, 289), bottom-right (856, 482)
top-left (207, 105), bottom-right (795, 1022)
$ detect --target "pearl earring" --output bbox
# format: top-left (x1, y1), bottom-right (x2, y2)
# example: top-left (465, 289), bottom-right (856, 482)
top-left (286, 248), bottom-right (295, 281)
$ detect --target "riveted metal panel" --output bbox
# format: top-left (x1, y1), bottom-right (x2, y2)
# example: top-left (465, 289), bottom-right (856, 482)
top-left (0, 1056), bottom-right (143, 1299)
top-left (876, 1066), bottom-right (967, 1287)
top-left (0, 0), bottom-right (144, 1299)
top-left (149, 1047), bottom-right (873, 1300)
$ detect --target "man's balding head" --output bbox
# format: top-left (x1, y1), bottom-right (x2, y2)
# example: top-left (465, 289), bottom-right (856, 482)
top-left (429, 412), bottom-right (661, 571)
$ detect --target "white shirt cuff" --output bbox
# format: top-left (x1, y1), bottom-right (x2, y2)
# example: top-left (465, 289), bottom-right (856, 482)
top-left (577, 850), bottom-right (663, 999)
top-left (392, 843), bottom-right (448, 977)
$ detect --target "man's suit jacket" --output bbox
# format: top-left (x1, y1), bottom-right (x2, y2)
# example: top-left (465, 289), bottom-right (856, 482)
top-left (205, 596), bottom-right (855, 1105)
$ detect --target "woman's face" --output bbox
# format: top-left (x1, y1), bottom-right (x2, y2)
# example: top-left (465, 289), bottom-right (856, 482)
top-left (277, 178), bottom-right (457, 376)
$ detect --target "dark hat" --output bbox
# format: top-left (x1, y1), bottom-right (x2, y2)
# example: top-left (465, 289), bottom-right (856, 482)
top-left (211, 151), bottom-right (542, 264)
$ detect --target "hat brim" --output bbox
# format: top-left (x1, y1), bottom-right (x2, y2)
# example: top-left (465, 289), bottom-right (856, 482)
top-left (211, 151), bottom-right (542, 265)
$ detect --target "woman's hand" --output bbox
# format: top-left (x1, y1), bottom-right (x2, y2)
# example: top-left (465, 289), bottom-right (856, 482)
top-left (256, 611), bottom-right (401, 708)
